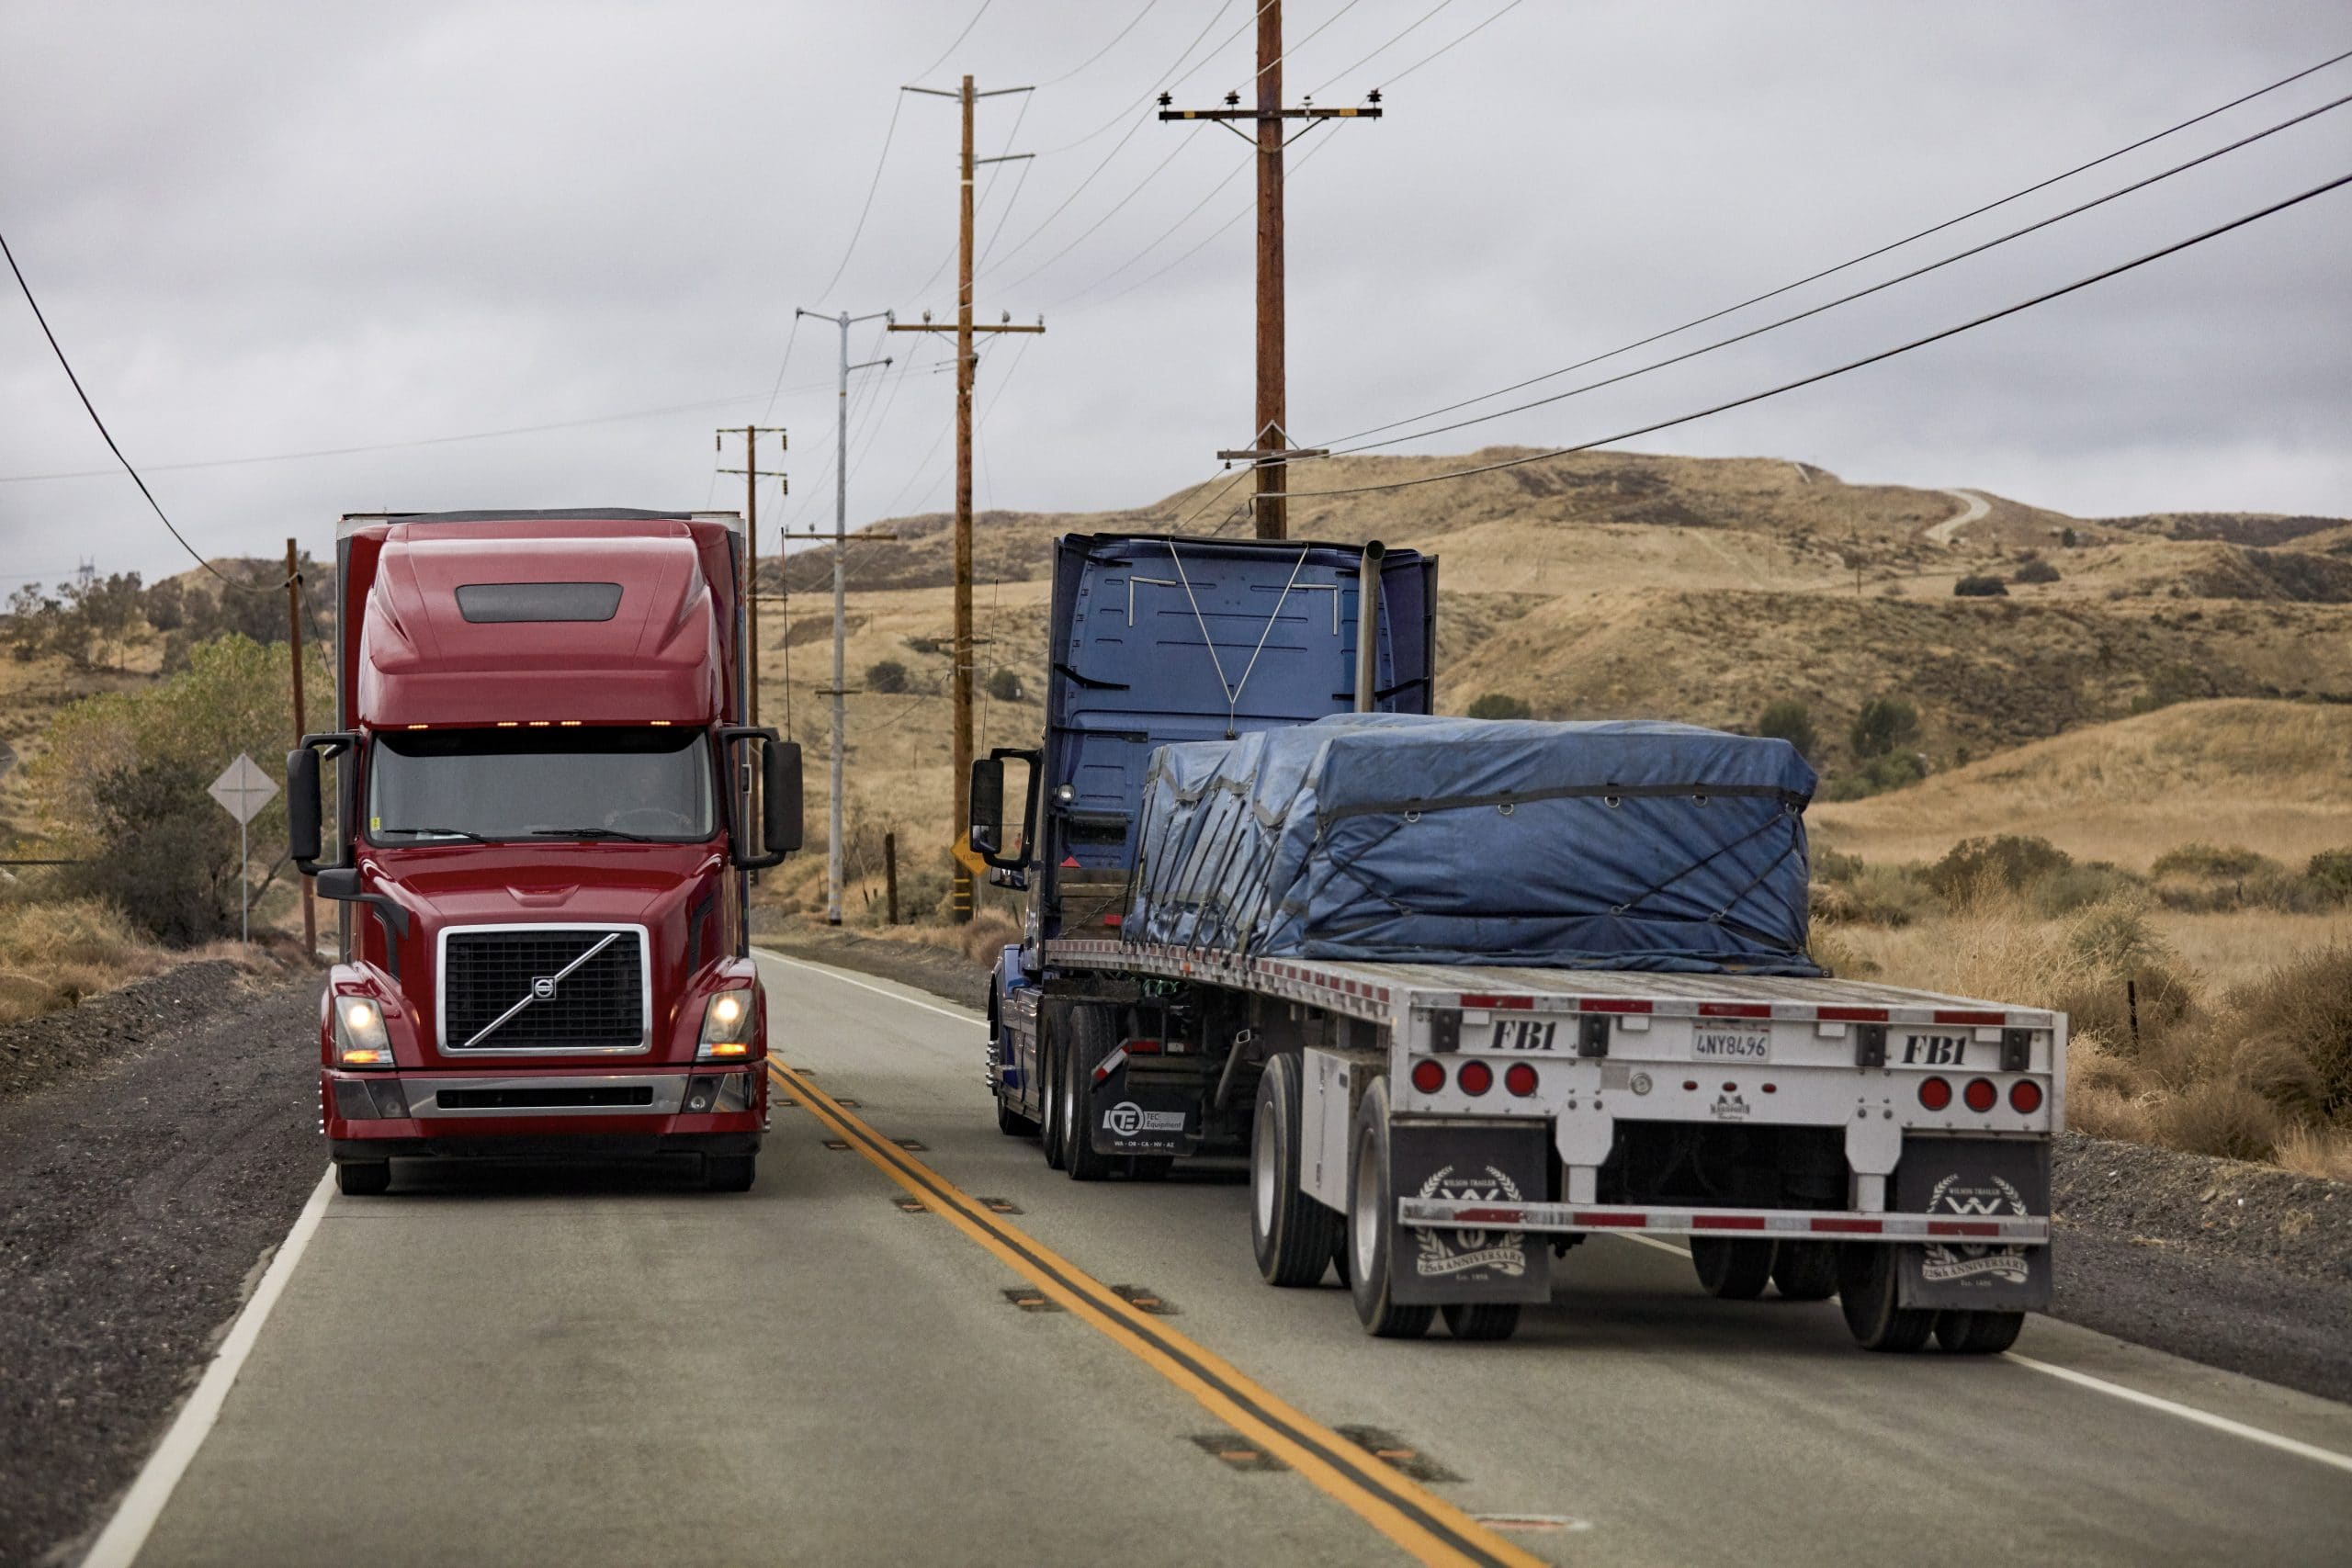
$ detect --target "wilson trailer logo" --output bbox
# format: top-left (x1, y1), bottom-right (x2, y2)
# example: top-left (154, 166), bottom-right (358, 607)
top-left (1413, 1166), bottom-right (1530, 1280)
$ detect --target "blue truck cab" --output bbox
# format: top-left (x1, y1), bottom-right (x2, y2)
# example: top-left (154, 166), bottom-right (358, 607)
top-left (971, 533), bottom-right (1436, 1169)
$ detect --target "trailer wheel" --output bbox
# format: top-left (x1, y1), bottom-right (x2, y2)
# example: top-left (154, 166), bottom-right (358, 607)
top-left (334, 1159), bottom-right (390, 1197)
top-left (1691, 1237), bottom-right (1776, 1300)
top-left (704, 1154), bottom-right (757, 1192)
top-left (1770, 1240), bottom-right (1839, 1302)
top-left (1251, 1054), bottom-right (1342, 1287)
top-left (1934, 1309), bottom-right (2024, 1355)
top-left (1441, 1303), bottom-right (1521, 1341)
top-left (1041, 1024), bottom-right (1067, 1171)
top-left (1838, 1244), bottom-right (1934, 1352)
top-left (1347, 1078), bottom-right (1434, 1338)
top-left (1062, 1004), bottom-right (1116, 1182)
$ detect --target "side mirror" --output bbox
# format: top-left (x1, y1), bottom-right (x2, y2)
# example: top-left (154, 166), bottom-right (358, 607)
top-left (763, 739), bottom-right (803, 854)
top-left (287, 747), bottom-right (323, 870)
top-left (968, 757), bottom-right (1004, 859)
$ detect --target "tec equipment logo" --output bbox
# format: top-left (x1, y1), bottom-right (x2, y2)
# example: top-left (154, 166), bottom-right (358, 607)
top-left (1102, 1101), bottom-right (1184, 1136)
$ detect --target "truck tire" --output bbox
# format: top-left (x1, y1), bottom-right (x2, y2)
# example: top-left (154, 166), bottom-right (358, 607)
top-left (705, 1154), bottom-right (757, 1192)
top-left (1061, 1004), bottom-right (1116, 1182)
top-left (1041, 1024), bottom-right (1067, 1170)
top-left (1770, 1240), bottom-right (1839, 1301)
top-left (1691, 1237), bottom-right (1776, 1300)
top-left (1251, 1054), bottom-right (1342, 1287)
top-left (1934, 1309), bottom-right (2024, 1355)
top-left (1346, 1077), bottom-right (1434, 1339)
top-left (334, 1159), bottom-right (390, 1197)
top-left (1838, 1244), bottom-right (1933, 1352)
top-left (1441, 1302), bottom-right (1521, 1341)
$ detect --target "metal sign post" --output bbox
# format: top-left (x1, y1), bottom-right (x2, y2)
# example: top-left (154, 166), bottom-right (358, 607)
top-left (209, 753), bottom-right (278, 943)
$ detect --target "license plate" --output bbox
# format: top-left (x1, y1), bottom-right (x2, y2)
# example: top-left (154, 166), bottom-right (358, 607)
top-left (1693, 1029), bottom-right (1770, 1061)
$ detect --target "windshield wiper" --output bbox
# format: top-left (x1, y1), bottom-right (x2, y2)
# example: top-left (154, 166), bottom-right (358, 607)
top-left (383, 825), bottom-right (492, 843)
top-left (526, 826), bottom-right (663, 842)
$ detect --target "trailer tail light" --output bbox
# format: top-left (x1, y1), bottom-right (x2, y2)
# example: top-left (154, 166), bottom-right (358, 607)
top-left (2009, 1078), bottom-right (2044, 1114)
top-left (1457, 1060), bottom-right (1494, 1097)
top-left (1504, 1063), bottom-right (1538, 1098)
top-left (1963, 1077), bottom-right (1998, 1113)
top-left (1410, 1059), bottom-right (1446, 1094)
top-left (1917, 1076), bottom-right (1951, 1111)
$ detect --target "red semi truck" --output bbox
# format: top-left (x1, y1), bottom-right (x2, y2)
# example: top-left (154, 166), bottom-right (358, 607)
top-left (287, 508), bottom-right (802, 1195)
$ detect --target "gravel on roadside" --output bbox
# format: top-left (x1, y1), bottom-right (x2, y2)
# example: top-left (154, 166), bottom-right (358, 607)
top-left (0, 962), bottom-right (323, 1568)
top-left (768, 923), bottom-right (2352, 1400)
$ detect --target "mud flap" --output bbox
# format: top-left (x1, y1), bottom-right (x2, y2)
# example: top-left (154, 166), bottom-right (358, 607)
top-left (1386, 1121), bottom-right (1552, 1306)
top-left (1893, 1137), bottom-right (2053, 1312)
top-left (1089, 1057), bottom-right (1201, 1156)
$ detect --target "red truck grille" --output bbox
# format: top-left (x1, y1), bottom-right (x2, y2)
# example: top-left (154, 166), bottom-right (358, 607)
top-left (439, 927), bottom-right (646, 1052)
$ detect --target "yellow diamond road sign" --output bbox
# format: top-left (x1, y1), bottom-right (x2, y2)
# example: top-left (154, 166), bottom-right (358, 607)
top-left (209, 753), bottom-right (278, 826)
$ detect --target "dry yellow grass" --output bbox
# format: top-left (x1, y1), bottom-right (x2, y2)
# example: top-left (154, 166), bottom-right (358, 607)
top-left (1812, 699), bottom-right (2352, 871)
top-left (0, 897), bottom-right (172, 1021)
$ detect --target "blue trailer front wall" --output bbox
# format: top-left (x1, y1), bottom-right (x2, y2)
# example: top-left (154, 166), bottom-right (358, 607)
top-left (1036, 536), bottom-right (1434, 935)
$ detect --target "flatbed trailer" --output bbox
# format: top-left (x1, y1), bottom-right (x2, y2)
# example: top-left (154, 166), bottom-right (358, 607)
top-left (992, 935), bottom-right (2061, 1349)
top-left (972, 530), bottom-right (2061, 1349)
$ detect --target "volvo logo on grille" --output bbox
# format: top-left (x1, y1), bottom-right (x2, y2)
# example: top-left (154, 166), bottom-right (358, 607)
top-left (532, 976), bottom-right (558, 1000)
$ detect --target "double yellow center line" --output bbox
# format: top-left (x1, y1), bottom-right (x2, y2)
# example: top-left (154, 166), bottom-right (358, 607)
top-left (766, 1061), bottom-right (1544, 1568)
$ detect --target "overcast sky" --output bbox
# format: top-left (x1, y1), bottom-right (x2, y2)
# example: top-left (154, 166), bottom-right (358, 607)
top-left (4, 0), bottom-right (2348, 585)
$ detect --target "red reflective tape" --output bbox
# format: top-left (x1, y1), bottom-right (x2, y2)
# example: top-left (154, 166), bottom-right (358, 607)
top-left (1102, 912), bottom-right (1123, 927)
top-left (1575, 1212), bottom-right (1649, 1227)
top-left (1060, 855), bottom-right (1081, 868)
top-left (1453, 1207), bottom-right (1525, 1225)
top-left (1579, 998), bottom-right (1654, 1014)
top-left (1927, 1221), bottom-right (2004, 1238)
top-left (1932, 1010), bottom-right (2004, 1026)
top-left (1698, 1002), bottom-right (1772, 1019)
top-left (1691, 1214), bottom-right (1768, 1230)
top-left (1816, 1006), bottom-right (1890, 1022)
top-left (1813, 1217), bottom-right (1884, 1234)
top-left (1460, 994), bottom-right (1533, 1010)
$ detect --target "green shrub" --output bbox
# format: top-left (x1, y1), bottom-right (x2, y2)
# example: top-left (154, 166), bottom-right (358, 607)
top-left (1812, 845), bottom-right (1866, 883)
top-left (865, 660), bottom-right (910, 694)
top-left (1756, 697), bottom-right (1816, 761)
top-left (1848, 694), bottom-right (1919, 759)
top-left (1954, 574), bottom-right (2008, 597)
top-left (2013, 558), bottom-right (2062, 584)
top-left (985, 667), bottom-right (1023, 703)
top-left (1925, 835), bottom-right (2073, 902)
top-left (2309, 850), bottom-right (2352, 904)
top-left (2060, 526), bottom-right (2078, 547)
top-left (1820, 750), bottom-right (1928, 802)
top-left (2225, 945), bottom-right (2352, 1120)
top-left (1811, 861), bottom-right (1939, 927)
top-left (1466, 693), bottom-right (1532, 720)
top-left (2151, 842), bottom-right (2278, 880)
top-left (2030, 860), bottom-right (2145, 917)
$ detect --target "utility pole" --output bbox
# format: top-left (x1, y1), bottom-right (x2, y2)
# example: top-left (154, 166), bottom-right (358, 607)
top-left (1161, 2), bottom-right (1379, 538)
top-left (717, 426), bottom-right (787, 724)
top-left (894, 73), bottom-right (1044, 923)
top-left (285, 538), bottom-right (313, 955)
top-left (795, 307), bottom-right (893, 926)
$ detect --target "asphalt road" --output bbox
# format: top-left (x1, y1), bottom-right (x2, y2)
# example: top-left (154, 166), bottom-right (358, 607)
top-left (107, 953), bottom-right (2352, 1567)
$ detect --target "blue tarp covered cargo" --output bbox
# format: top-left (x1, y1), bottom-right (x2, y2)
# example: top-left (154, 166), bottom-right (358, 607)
top-left (1125, 714), bottom-right (1824, 975)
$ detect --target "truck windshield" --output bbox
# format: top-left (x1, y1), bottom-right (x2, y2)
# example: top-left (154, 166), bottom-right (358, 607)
top-left (368, 727), bottom-right (715, 843)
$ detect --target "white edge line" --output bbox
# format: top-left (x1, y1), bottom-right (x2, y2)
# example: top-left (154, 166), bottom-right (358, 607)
top-left (81, 1166), bottom-right (337, 1568)
top-left (754, 947), bottom-right (987, 1026)
top-left (2004, 1352), bottom-right (2352, 1476)
top-left (1621, 1237), bottom-right (2347, 1472)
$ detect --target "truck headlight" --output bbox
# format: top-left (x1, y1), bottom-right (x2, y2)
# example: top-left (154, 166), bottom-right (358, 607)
top-left (336, 996), bottom-right (394, 1067)
top-left (697, 988), bottom-right (756, 1060)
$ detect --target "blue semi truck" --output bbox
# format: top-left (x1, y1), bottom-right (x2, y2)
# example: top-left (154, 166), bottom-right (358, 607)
top-left (968, 532), bottom-right (2062, 1348)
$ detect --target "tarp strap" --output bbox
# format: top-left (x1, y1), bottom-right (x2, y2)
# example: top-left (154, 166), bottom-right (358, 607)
top-left (1167, 541), bottom-right (1313, 738)
top-left (1604, 808), bottom-right (1808, 953)
top-left (1321, 780), bottom-right (1807, 824)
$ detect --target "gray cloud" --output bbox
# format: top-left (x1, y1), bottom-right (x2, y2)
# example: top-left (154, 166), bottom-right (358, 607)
top-left (5, 0), bottom-right (2348, 585)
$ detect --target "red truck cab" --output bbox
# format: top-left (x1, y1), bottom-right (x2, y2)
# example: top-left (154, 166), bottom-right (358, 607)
top-left (288, 509), bottom-right (800, 1195)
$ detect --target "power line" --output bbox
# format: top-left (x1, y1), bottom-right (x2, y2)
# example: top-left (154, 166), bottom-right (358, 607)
top-left (1375, 0), bottom-right (1525, 91)
top-left (1046, 148), bottom-right (1252, 310)
top-left (1039, 0), bottom-right (1164, 87)
top-left (1306, 0), bottom-right (1462, 97)
top-left (1320, 85), bottom-right (2352, 457)
top-left (1, 226), bottom-right (282, 591)
top-left (913, 0), bottom-right (997, 82)
top-left (1316, 41), bottom-right (2352, 449)
top-left (1224, 0), bottom-right (1364, 98)
top-left (1025, 1), bottom-right (1246, 160)
top-left (992, 135), bottom-right (1200, 294)
top-left (810, 92), bottom-right (908, 308)
top-left (1276, 169), bottom-right (2352, 503)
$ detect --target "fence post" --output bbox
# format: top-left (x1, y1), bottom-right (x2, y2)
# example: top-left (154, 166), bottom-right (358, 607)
top-left (884, 830), bottom-right (899, 927)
